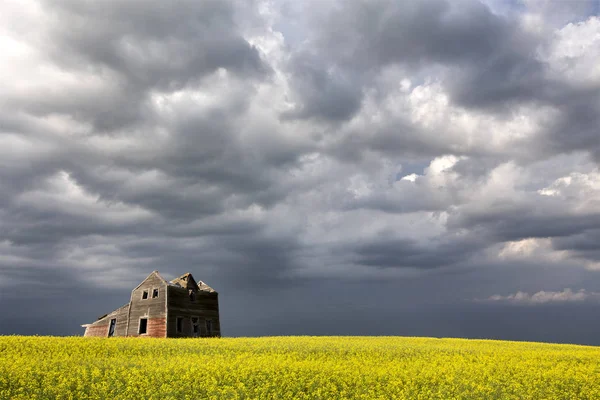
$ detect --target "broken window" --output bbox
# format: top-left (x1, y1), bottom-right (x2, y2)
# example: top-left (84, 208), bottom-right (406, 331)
top-left (139, 318), bottom-right (148, 334)
top-left (152, 288), bottom-right (159, 298)
top-left (206, 319), bottom-right (213, 335)
top-left (142, 290), bottom-right (149, 300)
top-left (108, 319), bottom-right (116, 337)
top-left (176, 317), bottom-right (183, 333)
top-left (191, 317), bottom-right (199, 334)
top-left (189, 290), bottom-right (196, 302)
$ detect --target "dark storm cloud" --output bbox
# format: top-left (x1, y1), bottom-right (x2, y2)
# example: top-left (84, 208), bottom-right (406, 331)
top-left (317, 0), bottom-right (513, 67)
top-left (290, 0), bottom-right (598, 163)
top-left (45, 0), bottom-right (269, 85)
top-left (448, 53), bottom-right (548, 109)
top-left (542, 88), bottom-right (600, 162)
top-left (350, 234), bottom-right (486, 269)
top-left (444, 188), bottom-right (600, 267)
top-left (290, 0), bottom-right (548, 116)
top-left (553, 229), bottom-right (600, 262)
top-left (282, 52), bottom-right (364, 122)
top-left (16, 0), bottom-right (270, 132)
top-left (448, 200), bottom-right (600, 243)
top-left (328, 120), bottom-right (448, 163)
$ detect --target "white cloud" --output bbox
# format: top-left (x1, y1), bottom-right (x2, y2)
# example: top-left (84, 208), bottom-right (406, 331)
top-left (498, 238), bottom-right (570, 263)
top-left (479, 288), bottom-right (600, 305)
top-left (543, 16), bottom-right (600, 84)
top-left (538, 170), bottom-right (600, 211)
top-left (401, 173), bottom-right (418, 182)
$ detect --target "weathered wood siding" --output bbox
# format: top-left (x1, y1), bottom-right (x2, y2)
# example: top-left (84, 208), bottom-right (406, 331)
top-left (127, 272), bottom-right (167, 337)
top-left (166, 287), bottom-right (220, 337)
top-left (113, 305), bottom-right (130, 337)
top-left (146, 317), bottom-right (167, 337)
top-left (84, 304), bottom-right (129, 337)
top-left (84, 324), bottom-right (109, 337)
top-left (82, 272), bottom-right (220, 338)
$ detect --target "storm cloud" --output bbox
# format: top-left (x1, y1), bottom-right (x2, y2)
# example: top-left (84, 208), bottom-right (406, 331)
top-left (1, 0), bottom-right (600, 344)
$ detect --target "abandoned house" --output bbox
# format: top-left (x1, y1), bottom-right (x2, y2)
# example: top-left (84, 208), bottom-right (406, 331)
top-left (82, 271), bottom-right (220, 338)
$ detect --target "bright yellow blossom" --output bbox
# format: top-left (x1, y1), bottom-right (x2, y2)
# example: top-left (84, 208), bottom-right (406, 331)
top-left (0, 336), bottom-right (599, 399)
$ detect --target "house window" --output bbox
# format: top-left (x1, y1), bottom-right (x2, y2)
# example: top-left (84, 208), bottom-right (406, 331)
top-left (206, 320), bottom-right (213, 335)
top-left (152, 288), bottom-right (159, 298)
top-left (176, 317), bottom-right (183, 333)
top-left (139, 318), bottom-right (148, 334)
top-left (108, 318), bottom-right (116, 337)
top-left (189, 290), bottom-right (196, 302)
top-left (191, 317), bottom-right (199, 334)
top-left (142, 290), bottom-right (149, 300)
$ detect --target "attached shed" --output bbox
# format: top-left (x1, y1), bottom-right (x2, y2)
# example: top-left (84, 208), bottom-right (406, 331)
top-left (82, 271), bottom-right (220, 338)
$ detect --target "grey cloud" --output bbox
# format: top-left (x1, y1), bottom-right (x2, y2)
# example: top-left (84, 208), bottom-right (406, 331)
top-left (448, 198), bottom-right (600, 242)
top-left (522, 0), bottom-right (600, 28)
top-left (2, 206), bottom-right (154, 246)
top-left (449, 157), bottom-right (505, 182)
top-left (317, 0), bottom-right (511, 68)
top-left (552, 229), bottom-right (600, 262)
top-left (46, 0), bottom-right (268, 85)
top-left (349, 234), bottom-right (486, 270)
top-left (304, 0), bottom-right (547, 110)
top-left (542, 89), bottom-right (600, 161)
top-left (448, 53), bottom-right (548, 109)
top-left (283, 0), bottom-right (517, 122)
top-left (326, 120), bottom-right (448, 164)
top-left (339, 179), bottom-right (456, 214)
top-left (282, 53), bottom-right (364, 122)
top-left (15, 0), bottom-right (270, 132)
top-left (291, 0), bottom-right (598, 165)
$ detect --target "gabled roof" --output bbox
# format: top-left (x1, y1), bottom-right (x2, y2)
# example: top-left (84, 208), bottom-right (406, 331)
top-left (81, 303), bottom-right (129, 327)
top-left (131, 270), bottom-right (168, 292)
top-left (197, 280), bottom-right (216, 293)
top-left (170, 272), bottom-right (216, 293)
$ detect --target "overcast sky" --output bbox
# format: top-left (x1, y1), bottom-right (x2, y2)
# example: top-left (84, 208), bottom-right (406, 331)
top-left (1, 0), bottom-right (600, 344)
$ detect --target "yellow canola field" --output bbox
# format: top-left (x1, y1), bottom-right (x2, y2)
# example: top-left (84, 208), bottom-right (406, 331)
top-left (1, 336), bottom-right (599, 399)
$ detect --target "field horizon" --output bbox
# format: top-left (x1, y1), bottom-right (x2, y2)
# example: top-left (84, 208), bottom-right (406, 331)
top-left (2, 335), bottom-right (599, 399)
top-left (2, 333), bottom-right (600, 347)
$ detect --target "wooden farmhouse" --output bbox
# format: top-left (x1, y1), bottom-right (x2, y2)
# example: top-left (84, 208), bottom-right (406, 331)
top-left (82, 271), bottom-right (221, 338)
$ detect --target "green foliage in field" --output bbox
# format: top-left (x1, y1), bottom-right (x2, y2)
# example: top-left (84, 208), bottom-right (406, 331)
top-left (1, 336), bottom-right (599, 399)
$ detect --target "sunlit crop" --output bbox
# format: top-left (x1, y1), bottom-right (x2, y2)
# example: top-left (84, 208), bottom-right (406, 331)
top-left (1, 336), bottom-right (599, 399)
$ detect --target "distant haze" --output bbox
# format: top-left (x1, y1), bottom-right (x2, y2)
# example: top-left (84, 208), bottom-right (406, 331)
top-left (1, 0), bottom-right (600, 345)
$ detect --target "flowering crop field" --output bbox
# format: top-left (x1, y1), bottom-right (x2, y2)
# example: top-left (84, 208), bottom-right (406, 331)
top-left (1, 336), bottom-right (599, 399)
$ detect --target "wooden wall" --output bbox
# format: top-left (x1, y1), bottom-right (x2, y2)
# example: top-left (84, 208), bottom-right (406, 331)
top-left (84, 324), bottom-right (109, 337)
top-left (166, 286), bottom-right (220, 337)
top-left (83, 304), bottom-right (129, 337)
top-left (113, 305), bottom-right (130, 336)
top-left (127, 272), bottom-right (167, 337)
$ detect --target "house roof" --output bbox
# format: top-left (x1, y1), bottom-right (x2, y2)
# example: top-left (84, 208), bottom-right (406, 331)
top-left (81, 303), bottom-right (130, 327)
top-left (196, 280), bottom-right (216, 293)
top-left (169, 272), bottom-right (216, 293)
top-left (132, 270), bottom-right (168, 291)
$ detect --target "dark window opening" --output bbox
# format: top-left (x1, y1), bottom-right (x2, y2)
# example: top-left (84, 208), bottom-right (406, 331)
top-left (108, 318), bottom-right (116, 337)
top-left (139, 318), bottom-right (148, 334)
top-left (152, 288), bottom-right (159, 298)
top-left (142, 290), bottom-right (149, 300)
top-left (192, 317), bottom-right (199, 334)
top-left (189, 290), bottom-right (196, 302)
top-left (176, 317), bottom-right (183, 333)
top-left (206, 320), bottom-right (213, 335)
